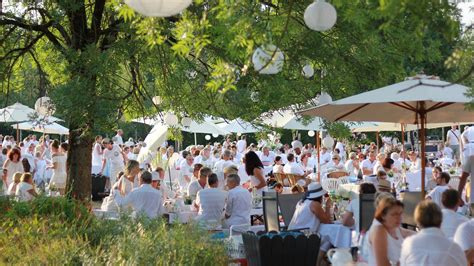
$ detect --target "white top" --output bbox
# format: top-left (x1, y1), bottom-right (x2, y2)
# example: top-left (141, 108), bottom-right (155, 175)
top-left (367, 219), bottom-right (404, 266)
top-left (238, 164), bottom-right (250, 184)
top-left (288, 200), bottom-right (320, 233)
top-left (442, 146), bottom-right (454, 159)
top-left (426, 185), bottom-right (450, 207)
top-left (283, 161), bottom-right (305, 176)
top-left (103, 144), bottom-right (124, 168)
top-left (441, 209), bottom-right (469, 240)
top-left (272, 164), bottom-right (284, 174)
top-left (213, 159), bottom-right (234, 174)
top-left (439, 157), bottom-right (455, 167)
top-left (236, 139), bottom-right (247, 154)
top-left (345, 160), bottom-right (358, 176)
top-left (447, 129), bottom-right (461, 146)
top-left (114, 134), bottom-right (124, 145)
top-left (34, 159), bottom-right (47, 184)
top-left (326, 161), bottom-right (345, 171)
top-left (291, 140), bottom-right (303, 149)
top-left (453, 219), bottom-right (474, 251)
top-left (114, 184), bottom-right (163, 219)
top-left (320, 152), bottom-right (331, 166)
top-left (335, 142), bottom-right (345, 157)
top-left (225, 186), bottom-right (252, 227)
top-left (462, 126), bottom-right (474, 157)
top-left (409, 158), bottom-right (421, 172)
top-left (91, 142), bottom-right (102, 166)
top-left (400, 227), bottom-right (466, 266)
top-left (4, 160), bottom-right (24, 185)
top-left (194, 155), bottom-right (215, 168)
top-left (195, 188), bottom-right (228, 222)
top-left (178, 160), bottom-right (194, 189)
top-left (361, 159), bottom-right (376, 178)
top-left (259, 152), bottom-right (275, 166)
top-left (187, 180), bottom-right (206, 198)
top-left (115, 176), bottom-right (135, 196)
top-left (50, 154), bottom-right (67, 185)
top-left (7, 182), bottom-right (17, 196)
top-left (346, 199), bottom-right (360, 233)
top-left (15, 182), bottom-right (34, 202)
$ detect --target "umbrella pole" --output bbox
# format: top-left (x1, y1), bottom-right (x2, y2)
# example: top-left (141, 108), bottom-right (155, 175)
top-left (194, 133), bottom-right (197, 145)
top-left (376, 131), bottom-right (380, 153)
top-left (16, 124), bottom-right (19, 143)
top-left (316, 131), bottom-right (320, 182)
top-left (401, 124), bottom-right (405, 148)
top-left (420, 110), bottom-right (427, 197)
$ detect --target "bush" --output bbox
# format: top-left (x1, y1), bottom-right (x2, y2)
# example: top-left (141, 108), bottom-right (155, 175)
top-left (0, 196), bottom-right (228, 265)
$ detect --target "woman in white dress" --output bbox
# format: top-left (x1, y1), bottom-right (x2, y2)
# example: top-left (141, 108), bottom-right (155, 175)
top-left (48, 140), bottom-right (67, 195)
top-left (244, 151), bottom-right (267, 195)
top-left (2, 148), bottom-right (24, 189)
top-left (115, 159), bottom-right (140, 196)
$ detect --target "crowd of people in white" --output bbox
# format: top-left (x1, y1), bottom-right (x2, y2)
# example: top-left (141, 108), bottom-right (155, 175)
top-left (1, 124), bottom-right (474, 265)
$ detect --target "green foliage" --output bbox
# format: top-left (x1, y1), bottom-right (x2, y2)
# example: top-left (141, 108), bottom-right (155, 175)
top-left (0, 196), bottom-right (228, 265)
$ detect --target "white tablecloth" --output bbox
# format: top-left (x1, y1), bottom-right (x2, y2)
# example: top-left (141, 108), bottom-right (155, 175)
top-left (319, 223), bottom-right (352, 248)
top-left (168, 211), bottom-right (198, 223)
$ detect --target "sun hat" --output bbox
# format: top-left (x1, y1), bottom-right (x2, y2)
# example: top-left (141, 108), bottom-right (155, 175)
top-left (306, 182), bottom-right (327, 199)
top-left (151, 172), bottom-right (160, 181)
top-left (102, 138), bottom-right (111, 145)
top-left (378, 179), bottom-right (391, 191)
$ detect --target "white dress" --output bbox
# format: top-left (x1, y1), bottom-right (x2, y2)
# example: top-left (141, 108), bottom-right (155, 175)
top-left (288, 200), bottom-right (321, 233)
top-left (50, 154), bottom-right (67, 189)
top-left (4, 160), bottom-right (24, 185)
top-left (249, 167), bottom-right (266, 195)
top-left (367, 219), bottom-right (404, 265)
top-left (15, 182), bottom-right (34, 202)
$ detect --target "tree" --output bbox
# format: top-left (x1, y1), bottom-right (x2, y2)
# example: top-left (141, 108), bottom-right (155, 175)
top-left (1, 0), bottom-right (466, 201)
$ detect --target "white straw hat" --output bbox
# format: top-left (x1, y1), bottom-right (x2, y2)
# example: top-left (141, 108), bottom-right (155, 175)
top-left (306, 182), bottom-right (327, 199)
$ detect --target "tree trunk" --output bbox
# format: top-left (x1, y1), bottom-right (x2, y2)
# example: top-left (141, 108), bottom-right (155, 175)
top-left (66, 125), bottom-right (93, 201)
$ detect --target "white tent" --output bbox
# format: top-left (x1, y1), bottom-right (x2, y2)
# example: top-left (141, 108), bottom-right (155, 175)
top-left (260, 109), bottom-right (325, 130)
top-left (137, 123), bottom-right (168, 163)
top-left (11, 122), bottom-right (69, 135)
top-left (0, 102), bottom-right (61, 123)
top-left (216, 118), bottom-right (261, 134)
top-left (133, 116), bottom-right (228, 135)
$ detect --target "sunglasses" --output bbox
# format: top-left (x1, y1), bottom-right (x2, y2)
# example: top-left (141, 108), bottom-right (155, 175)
top-left (332, 158), bottom-right (339, 160)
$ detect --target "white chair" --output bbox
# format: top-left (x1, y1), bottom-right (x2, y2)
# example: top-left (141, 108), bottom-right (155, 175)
top-left (337, 176), bottom-right (350, 186)
top-left (322, 178), bottom-right (339, 192)
top-left (405, 171), bottom-right (422, 191)
top-left (449, 177), bottom-right (460, 190)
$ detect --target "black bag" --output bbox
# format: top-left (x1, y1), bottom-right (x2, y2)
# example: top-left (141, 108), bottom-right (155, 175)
top-left (91, 174), bottom-right (107, 201)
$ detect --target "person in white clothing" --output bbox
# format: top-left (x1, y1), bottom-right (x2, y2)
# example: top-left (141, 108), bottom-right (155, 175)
top-left (341, 183), bottom-right (376, 233)
top-left (236, 135), bottom-right (247, 154)
top-left (440, 189), bottom-right (469, 239)
top-left (114, 129), bottom-right (124, 146)
top-left (195, 173), bottom-right (228, 223)
top-left (15, 173), bottom-right (37, 202)
top-left (272, 156), bottom-right (284, 174)
top-left (425, 171), bottom-right (451, 207)
top-left (335, 140), bottom-right (345, 161)
top-left (283, 153), bottom-right (306, 176)
top-left (361, 151), bottom-right (377, 180)
top-left (48, 140), bottom-right (67, 195)
top-left (213, 150), bottom-right (235, 189)
top-left (407, 151), bottom-right (421, 173)
top-left (458, 125), bottom-right (474, 205)
top-left (319, 147), bottom-right (331, 167)
top-left (188, 167), bottom-right (210, 198)
top-left (400, 201), bottom-right (466, 266)
top-left (33, 151), bottom-right (47, 187)
top-left (194, 147), bottom-right (215, 168)
top-left (100, 138), bottom-right (125, 189)
top-left (178, 153), bottom-right (194, 192)
top-left (259, 146), bottom-right (275, 167)
top-left (114, 160), bottom-right (140, 196)
top-left (446, 125), bottom-right (461, 163)
top-left (224, 174), bottom-right (252, 228)
top-left (345, 152), bottom-right (360, 176)
top-left (91, 135), bottom-right (103, 174)
top-left (326, 154), bottom-right (345, 171)
top-left (453, 219), bottom-right (474, 264)
top-left (114, 170), bottom-right (163, 219)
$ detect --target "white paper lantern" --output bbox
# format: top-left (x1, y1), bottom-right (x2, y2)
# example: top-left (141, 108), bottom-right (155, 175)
top-left (212, 133), bottom-right (219, 138)
top-left (302, 64), bottom-right (314, 78)
top-left (152, 96), bottom-right (162, 105)
top-left (318, 92), bottom-right (332, 105)
top-left (125, 0), bottom-right (192, 17)
top-left (205, 135), bottom-right (211, 141)
top-left (308, 130), bottom-right (315, 137)
top-left (250, 91), bottom-right (259, 103)
top-left (322, 135), bottom-right (335, 149)
top-left (237, 132), bottom-right (242, 137)
top-left (164, 113), bottom-right (178, 126)
top-left (252, 44), bottom-right (285, 74)
top-left (35, 96), bottom-right (55, 116)
top-left (304, 0), bottom-right (337, 32)
top-left (181, 116), bottom-right (192, 127)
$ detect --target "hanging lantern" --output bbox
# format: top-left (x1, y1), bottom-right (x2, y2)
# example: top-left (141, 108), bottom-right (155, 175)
top-left (308, 130), bottom-right (315, 137)
top-left (318, 92), bottom-right (333, 105)
top-left (35, 96), bottom-right (55, 116)
top-left (322, 135), bottom-right (335, 149)
top-left (237, 132), bottom-right (242, 137)
top-left (302, 64), bottom-right (314, 78)
top-left (181, 116), bottom-right (192, 127)
top-left (164, 112), bottom-right (178, 126)
top-left (125, 0), bottom-right (192, 17)
top-left (152, 96), bottom-right (162, 105)
top-left (250, 91), bottom-right (259, 103)
top-left (252, 44), bottom-right (285, 74)
top-left (205, 135), bottom-right (211, 141)
top-left (212, 133), bottom-right (219, 138)
top-left (304, 0), bottom-right (337, 32)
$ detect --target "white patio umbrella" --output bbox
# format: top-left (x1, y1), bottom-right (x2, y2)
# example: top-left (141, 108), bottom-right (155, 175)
top-left (11, 122), bottom-right (69, 135)
top-left (300, 77), bottom-right (474, 194)
top-left (216, 118), bottom-right (262, 134)
top-left (260, 109), bottom-right (325, 130)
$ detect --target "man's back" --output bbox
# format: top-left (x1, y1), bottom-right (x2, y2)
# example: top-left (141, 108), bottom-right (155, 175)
top-left (118, 184), bottom-right (162, 219)
top-left (196, 188), bottom-right (227, 222)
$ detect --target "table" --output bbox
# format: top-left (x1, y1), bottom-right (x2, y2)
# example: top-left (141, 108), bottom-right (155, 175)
top-left (167, 211), bottom-right (198, 223)
top-left (319, 223), bottom-right (352, 249)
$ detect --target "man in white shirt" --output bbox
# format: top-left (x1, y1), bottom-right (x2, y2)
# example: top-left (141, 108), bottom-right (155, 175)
top-left (361, 151), bottom-right (376, 180)
top-left (458, 125), bottom-right (474, 205)
top-left (453, 219), bottom-right (474, 264)
top-left (447, 125), bottom-right (461, 163)
top-left (440, 189), bottom-right (469, 239)
top-left (236, 135), bottom-right (247, 154)
top-left (187, 167), bottom-right (210, 198)
top-left (114, 171), bottom-right (163, 219)
top-left (22, 142), bottom-right (36, 174)
top-left (283, 153), bottom-right (306, 176)
top-left (319, 147), bottom-right (331, 167)
top-left (194, 147), bottom-right (215, 168)
top-left (335, 140), bottom-right (345, 161)
top-left (114, 129), bottom-right (124, 146)
top-left (400, 201), bottom-right (466, 266)
top-left (291, 138), bottom-right (303, 151)
top-left (224, 174), bottom-right (252, 228)
top-left (425, 172), bottom-right (451, 207)
top-left (100, 138), bottom-right (125, 188)
top-left (179, 153), bottom-right (194, 192)
top-left (213, 150), bottom-right (235, 189)
top-left (259, 146), bottom-right (275, 167)
top-left (195, 173), bottom-right (228, 222)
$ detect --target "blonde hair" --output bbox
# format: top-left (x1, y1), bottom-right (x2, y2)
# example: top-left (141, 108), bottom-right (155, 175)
top-left (124, 160), bottom-right (140, 177)
top-left (223, 165), bottom-right (238, 176)
top-left (20, 172), bottom-right (32, 183)
top-left (13, 172), bottom-right (22, 184)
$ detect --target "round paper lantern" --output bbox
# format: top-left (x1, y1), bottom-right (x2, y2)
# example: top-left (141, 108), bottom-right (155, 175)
top-left (322, 135), bottom-right (335, 149)
top-left (212, 133), bottom-right (219, 138)
top-left (205, 135), bottom-right (211, 141)
top-left (152, 96), bottom-right (162, 105)
top-left (308, 130), bottom-right (315, 137)
top-left (252, 44), bottom-right (285, 74)
top-left (304, 0), bottom-right (337, 32)
top-left (250, 91), bottom-right (260, 103)
top-left (181, 116), bottom-right (192, 127)
top-left (318, 92), bottom-right (332, 105)
top-left (237, 132), bottom-right (242, 137)
top-left (35, 96), bottom-right (55, 116)
top-left (125, 0), bottom-right (192, 17)
top-left (302, 64), bottom-right (314, 78)
top-left (164, 113), bottom-right (178, 126)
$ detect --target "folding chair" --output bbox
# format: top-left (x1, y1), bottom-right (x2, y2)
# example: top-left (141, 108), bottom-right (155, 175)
top-left (274, 173), bottom-right (289, 186)
top-left (400, 191), bottom-right (422, 229)
top-left (262, 191), bottom-right (280, 232)
top-left (359, 193), bottom-right (376, 233)
top-left (278, 193), bottom-right (305, 228)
